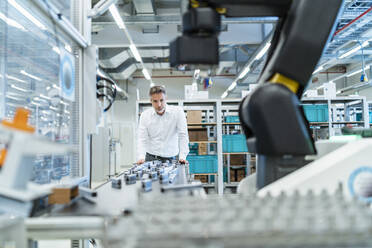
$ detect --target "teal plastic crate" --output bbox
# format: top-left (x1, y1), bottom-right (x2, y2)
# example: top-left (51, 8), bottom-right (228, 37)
top-left (302, 104), bottom-right (328, 122)
top-left (187, 155), bottom-right (218, 174)
top-left (356, 112), bottom-right (372, 123)
top-left (224, 116), bottom-right (240, 123)
top-left (189, 143), bottom-right (198, 155)
top-left (222, 134), bottom-right (248, 153)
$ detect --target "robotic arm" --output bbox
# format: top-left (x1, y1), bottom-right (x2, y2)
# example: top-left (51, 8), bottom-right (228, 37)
top-left (170, 0), bottom-right (344, 189)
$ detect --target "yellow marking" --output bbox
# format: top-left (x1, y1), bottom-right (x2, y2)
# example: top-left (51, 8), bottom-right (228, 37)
top-left (270, 73), bottom-right (299, 93)
top-left (216, 8), bottom-right (226, 14)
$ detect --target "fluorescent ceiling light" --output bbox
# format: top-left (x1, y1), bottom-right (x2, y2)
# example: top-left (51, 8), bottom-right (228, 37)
top-left (255, 42), bottom-right (271, 61)
top-left (0, 12), bottom-right (25, 30)
top-left (130, 44), bottom-right (142, 62)
top-left (362, 40), bottom-right (370, 48)
top-left (238, 66), bottom-right (250, 79)
top-left (228, 81), bottom-right (237, 91)
top-left (339, 45), bottom-right (362, 59)
top-left (65, 45), bottom-right (72, 53)
top-left (20, 70), bottom-right (42, 81)
top-left (221, 91), bottom-right (228, 99)
top-left (8, 0), bottom-right (47, 30)
top-left (142, 68), bottom-right (151, 80)
top-left (53, 46), bottom-right (60, 55)
top-left (7, 75), bottom-right (26, 83)
top-left (39, 94), bottom-right (51, 100)
top-left (346, 69), bottom-right (362, 77)
top-left (10, 84), bottom-right (28, 92)
top-left (52, 84), bottom-right (61, 90)
top-left (109, 4), bottom-right (126, 30)
top-left (313, 65), bottom-right (324, 74)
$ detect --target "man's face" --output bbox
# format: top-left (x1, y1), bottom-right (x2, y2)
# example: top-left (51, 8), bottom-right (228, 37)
top-left (151, 93), bottom-right (166, 114)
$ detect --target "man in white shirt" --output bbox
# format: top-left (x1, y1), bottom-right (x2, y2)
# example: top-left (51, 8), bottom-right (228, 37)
top-left (137, 86), bottom-right (189, 164)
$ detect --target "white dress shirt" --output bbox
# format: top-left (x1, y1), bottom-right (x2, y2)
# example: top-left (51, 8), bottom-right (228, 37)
top-left (137, 104), bottom-right (189, 160)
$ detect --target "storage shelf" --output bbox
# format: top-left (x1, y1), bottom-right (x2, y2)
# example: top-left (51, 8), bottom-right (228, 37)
top-left (223, 152), bottom-right (251, 155)
top-left (222, 122), bottom-right (241, 125)
top-left (189, 141), bottom-right (217, 144)
top-left (332, 121), bottom-right (364, 124)
top-left (193, 173), bottom-right (217, 176)
top-left (202, 182), bottom-right (240, 187)
top-left (188, 122), bottom-right (216, 126)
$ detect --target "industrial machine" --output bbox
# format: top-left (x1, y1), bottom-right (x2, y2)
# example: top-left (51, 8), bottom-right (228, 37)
top-left (170, 0), bottom-right (344, 189)
top-left (0, 109), bottom-right (75, 217)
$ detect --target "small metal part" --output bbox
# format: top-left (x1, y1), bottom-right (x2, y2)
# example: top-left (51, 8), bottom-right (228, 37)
top-left (157, 168), bottom-right (164, 176)
top-left (111, 178), bottom-right (122, 189)
top-left (142, 179), bottom-right (152, 192)
top-left (125, 174), bottom-right (137, 185)
top-left (169, 173), bottom-right (177, 184)
top-left (149, 171), bottom-right (158, 181)
top-left (160, 172), bottom-right (169, 184)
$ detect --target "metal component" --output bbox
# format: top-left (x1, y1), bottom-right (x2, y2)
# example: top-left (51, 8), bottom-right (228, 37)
top-left (107, 192), bottom-right (372, 247)
top-left (89, 0), bottom-right (118, 19)
top-left (141, 179), bottom-right (152, 192)
top-left (125, 174), bottom-right (136, 185)
top-left (111, 178), bottom-right (122, 189)
top-left (159, 172), bottom-right (169, 184)
top-left (31, 0), bottom-right (89, 48)
top-left (149, 171), bottom-right (158, 181)
top-left (136, 170), bottom-right (143, 180)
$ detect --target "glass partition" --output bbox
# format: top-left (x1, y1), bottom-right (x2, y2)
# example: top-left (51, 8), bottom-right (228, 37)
top-left (0, 0), bottom-right (80, 184)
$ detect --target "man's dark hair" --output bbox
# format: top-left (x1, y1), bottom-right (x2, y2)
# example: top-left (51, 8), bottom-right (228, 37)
top-left (149, 85), bottom-right (166, 96)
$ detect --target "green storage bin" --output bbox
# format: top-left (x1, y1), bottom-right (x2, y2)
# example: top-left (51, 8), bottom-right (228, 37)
top-left (187, 155), bottom-right (218, 174)
top-left (225, 116), bottom-right (240, 123)
top-left (222, 134), bottom-right (248, 153)
top-left (302, 104), bottom-right (329, 122)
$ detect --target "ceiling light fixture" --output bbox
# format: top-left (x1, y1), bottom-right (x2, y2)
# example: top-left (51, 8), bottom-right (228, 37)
top-left (53, 46), bottom-right (60, 55)
top-left (221, 91), bottom-right (228, 99)
top-left (142, 68), bottom-right (151, 80)
top-left (108, 4), bottom-right (126, 30)
top-left (20, 70), bottom-right (42, 81)
top-left (313, 65), bottom-right (324, 74)
top-left (130, 44), bottom-right (142, 62)
top-left (238, 66), bottom-right (251, 79)
top-left (228, 81), bottom-right (237, 91)
top-left (255, 42), bottom-right (271, 61)
top-left (338, 42), bottom-right (369, 59)
top-left (7, 75), bottom-right (26, 83)
top-left (8, 0), bottom-right (47, 30)
top-left (10, 84), bottom-right (28, 92)
top-left (0, 12), bottom-right (25, 30)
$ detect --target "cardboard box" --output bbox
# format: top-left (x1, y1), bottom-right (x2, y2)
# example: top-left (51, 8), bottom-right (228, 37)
top-left (48, 186), bottom-right (79, 204)
top-left (230, 154), bottom-right (245, 165)
top-left (230, 168), bottom-right (246, 182)
top-left (237, 168), bottom-right (246, 182)
top-left (198, 143), bottom-right (208, 155)
top-left (188, 128), bottom-right (208, 141)
top-left (194, 175), bottom-right (208, 183)
top-left (187, 110), bottom-right (202, 124)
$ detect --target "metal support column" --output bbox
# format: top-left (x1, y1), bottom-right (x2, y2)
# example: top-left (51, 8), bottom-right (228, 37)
top-left (362, 97), bottom-right (369, 128)
top-left (216, 101), bottom-right (223, 195)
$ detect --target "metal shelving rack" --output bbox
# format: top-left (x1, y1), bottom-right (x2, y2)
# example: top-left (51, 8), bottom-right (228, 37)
top-left (302, 96), bottom-right (369, 138)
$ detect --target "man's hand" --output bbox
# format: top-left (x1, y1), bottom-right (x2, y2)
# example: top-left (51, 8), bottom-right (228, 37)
top-left (137, 159), bottom-right (145, 164)
top-left (179, 159), bottom-right (187, 164)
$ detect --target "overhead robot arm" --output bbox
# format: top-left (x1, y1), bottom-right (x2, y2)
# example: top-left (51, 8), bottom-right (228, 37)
top-left (170, 0), bottom-right (344, 189)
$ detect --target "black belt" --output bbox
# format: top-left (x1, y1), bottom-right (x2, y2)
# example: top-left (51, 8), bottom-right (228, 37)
top-left (146, 153), bottom-right (176, 161)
